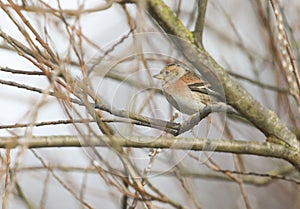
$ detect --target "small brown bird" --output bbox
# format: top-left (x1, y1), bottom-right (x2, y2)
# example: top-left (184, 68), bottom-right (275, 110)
top-left (153, 63), bottom-right (228, 115)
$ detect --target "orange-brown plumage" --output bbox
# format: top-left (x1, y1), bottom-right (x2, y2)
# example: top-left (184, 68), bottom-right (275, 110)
top-left (153, 63), bottom-right (223, 114)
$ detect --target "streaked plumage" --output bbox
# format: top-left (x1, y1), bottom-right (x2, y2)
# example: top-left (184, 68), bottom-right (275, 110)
top-left (153, 63), bottom-right (224, 115)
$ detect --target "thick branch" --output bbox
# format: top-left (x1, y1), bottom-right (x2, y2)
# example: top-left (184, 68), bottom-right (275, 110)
top-left (2, 135), bottom-right (300, 168)
top-left (146, 0), bottom-right (299, 150)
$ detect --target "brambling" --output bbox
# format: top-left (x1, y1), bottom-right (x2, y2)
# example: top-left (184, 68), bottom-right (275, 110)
top-left (153, 63), bottom-right (226, 115)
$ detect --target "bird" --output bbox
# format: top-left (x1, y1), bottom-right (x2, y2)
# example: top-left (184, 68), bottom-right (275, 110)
top-left (153, 63), bottom-right (231, 115)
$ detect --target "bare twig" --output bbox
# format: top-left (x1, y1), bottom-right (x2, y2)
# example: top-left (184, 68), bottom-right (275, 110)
top-left (270, 0), bottom-right (300, 111)
top-left (13, 165), bottom-right (298, 185)
top-left (0, 66), bottom-right (44, 75)
top-left (227, 70), bottom-right (290, 94)
top-left (177, 104), bottom-right (242, 135)
top-left (1, 1), bottom-right (114, 16)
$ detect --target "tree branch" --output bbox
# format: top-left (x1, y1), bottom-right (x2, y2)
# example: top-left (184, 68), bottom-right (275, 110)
top-left (146, 0), bottom-right (299, 151)
top-left (194, 0), bottom-right (208, 48)
top-left (2, 135), bottom-right (300, 168)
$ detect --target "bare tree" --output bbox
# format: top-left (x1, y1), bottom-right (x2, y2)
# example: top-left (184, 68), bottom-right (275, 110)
top-left (0, 0), bottom-right (299, 209)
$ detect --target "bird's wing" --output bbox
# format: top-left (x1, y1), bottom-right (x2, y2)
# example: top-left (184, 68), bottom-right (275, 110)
top-left (185, 72), bottom-right (224, 101)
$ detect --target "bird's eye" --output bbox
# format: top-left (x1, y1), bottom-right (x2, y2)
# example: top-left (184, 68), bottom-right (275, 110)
top-left (165, 70), bottom-right (169, 75)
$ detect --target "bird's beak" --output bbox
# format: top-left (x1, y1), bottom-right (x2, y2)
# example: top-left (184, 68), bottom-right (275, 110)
top-left (153, 73), bottom-right (163, 80)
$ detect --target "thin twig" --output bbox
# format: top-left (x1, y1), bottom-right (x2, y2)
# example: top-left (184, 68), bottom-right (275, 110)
top-left (227, 70), bottom-right (290, 94)
top-left (12, 165), bottom-right (298, 185)
top-left (0, 67), bottom-right (44, 75)
top-left (30, 150), bottom-right (95, 209)
top-left (177, 104), bottom-right (241, 135)
top-left (270, 0), bottom-right (300, 111)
